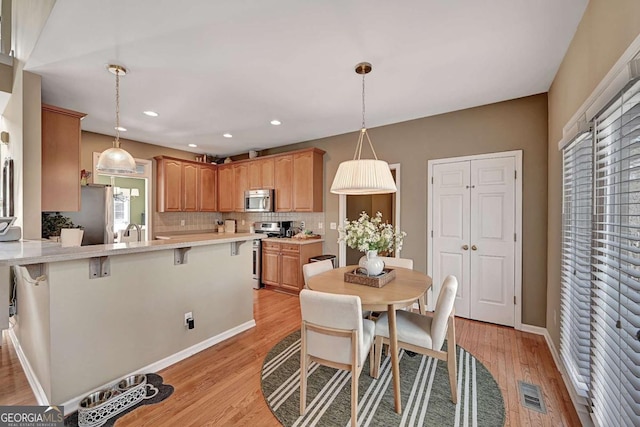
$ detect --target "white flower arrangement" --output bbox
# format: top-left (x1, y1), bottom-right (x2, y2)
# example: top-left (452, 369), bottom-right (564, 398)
top-left (338, 211), bottom-right (406, 254)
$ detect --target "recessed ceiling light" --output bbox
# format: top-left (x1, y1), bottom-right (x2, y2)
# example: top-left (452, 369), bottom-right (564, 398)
top-left (223, 133), bottom-right (233, 138)
top-left (188, 144), bottom-right (198, 148)
top-left (270, 120), bottom-right (281, 126)
top-left (115, 126), bottom-right (127, 132)
top-left (143, 111), bottom-right (159, 117)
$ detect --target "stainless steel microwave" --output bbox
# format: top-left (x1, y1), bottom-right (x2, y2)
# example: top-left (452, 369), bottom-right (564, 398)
top-left (244, 189), bottom-right (274, 212)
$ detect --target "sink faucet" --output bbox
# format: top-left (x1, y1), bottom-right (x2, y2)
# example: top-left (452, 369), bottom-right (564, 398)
top-left (125, 223), bottom-right (142, 242)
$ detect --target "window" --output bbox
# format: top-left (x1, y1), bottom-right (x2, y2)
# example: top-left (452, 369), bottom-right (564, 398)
top-left (561, 78), bottom-right (640, 425)
top-left (113, 187), bottom-right (131, 233)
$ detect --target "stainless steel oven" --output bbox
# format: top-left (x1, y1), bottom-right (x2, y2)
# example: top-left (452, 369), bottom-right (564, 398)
top-left (252, 239), bottom-right (262, 289)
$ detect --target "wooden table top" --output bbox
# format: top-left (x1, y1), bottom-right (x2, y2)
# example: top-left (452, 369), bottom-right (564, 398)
top-left (307, 265), bottom-right (432, 311)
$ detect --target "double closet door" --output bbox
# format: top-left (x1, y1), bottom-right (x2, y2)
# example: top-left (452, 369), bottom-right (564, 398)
top-left (431, 155), bottom-right (517, 327)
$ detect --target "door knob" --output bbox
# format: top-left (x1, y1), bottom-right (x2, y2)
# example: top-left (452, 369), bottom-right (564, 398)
top-left (462, 245), bottom-right (469, 250)
top-left (471, 245), bottom-right (478, 251)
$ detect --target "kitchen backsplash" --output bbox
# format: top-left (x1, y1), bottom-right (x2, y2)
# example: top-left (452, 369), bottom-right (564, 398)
top-left (153, 211), bottom-right (326, 235)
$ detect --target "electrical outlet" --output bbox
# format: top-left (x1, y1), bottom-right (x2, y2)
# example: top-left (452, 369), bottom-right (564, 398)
top-left (184, 311), bottom-right (193, 326)
top-left (330, 222), bottom-right (337, 230)
top-left (300, 221), bottom-right (306, 229)
top-left (180, 219), bottom-right (186, 226)
top-left (318, 222), bottom-right (323, 229)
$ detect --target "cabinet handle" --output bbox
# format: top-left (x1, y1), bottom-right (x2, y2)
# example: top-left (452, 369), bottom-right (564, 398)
top-left (471, 245), bottom-right (478, 251)
top-left (462, 245), bottom-right (469, 250)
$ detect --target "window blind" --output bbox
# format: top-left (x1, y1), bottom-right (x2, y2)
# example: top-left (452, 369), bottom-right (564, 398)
top-left (591, 78), bottom-right (640, 426)
top-left (560, 131), bottom-right (593, 397)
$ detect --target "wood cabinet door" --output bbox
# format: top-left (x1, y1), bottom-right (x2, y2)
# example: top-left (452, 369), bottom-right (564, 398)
top-left (217, 164), bottom-right (235, 212)
top-left (281, 251), bottom-right (300, 291)
top-left (182, 163), bottom-right (199, 211)
top-left (261, 158), bottom-right (275, 189)
top-left (41, 105), bottom-right (85, 212)
top-left (292, 151), bottom-right (314, 211)
top-left (199, 165), bottom-right (217, 211)
top-left (274, 155), bottom-right (293, 212)
top-left (234, 163), bottom-right (248, 212)
top-left (162, 159), bottom-right (183, 212)
top-left (262, 247), bottom-right (281, 286)
top-left (248, 161), bottom-right (261, 190)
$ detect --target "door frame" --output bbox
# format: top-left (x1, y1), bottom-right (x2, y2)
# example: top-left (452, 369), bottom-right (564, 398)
top-left (427, 150), bottom-right (523, 329)
top-left (338, 163), bottom-right (401, 267)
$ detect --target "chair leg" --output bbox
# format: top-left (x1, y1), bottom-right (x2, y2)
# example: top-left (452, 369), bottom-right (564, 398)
top-left (351, 365), bottom-right (358, 427)
top-left (373, 335), bottom-right (383, 378)
top-left (447, 317), bottom-right (457, 404)
top-left (369, 342), bottom-right (375, 377)
top-left (418, 294), bottom-right (426, 314)
top-left (300, 326), bottom-right (308, 415)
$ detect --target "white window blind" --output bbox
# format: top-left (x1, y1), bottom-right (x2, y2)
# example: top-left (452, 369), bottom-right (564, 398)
top-left (591, 78), bottom-right (640, 426)
top-left (560, 130), bottom-right (593, 397)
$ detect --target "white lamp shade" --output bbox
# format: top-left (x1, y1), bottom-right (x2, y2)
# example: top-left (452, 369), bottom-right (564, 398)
top-left (130, 188), bottom-right (140, 197)
top-left (330, 159), bottom-right (397, 194)
top-left (96, 146), bottom-right (137, 174)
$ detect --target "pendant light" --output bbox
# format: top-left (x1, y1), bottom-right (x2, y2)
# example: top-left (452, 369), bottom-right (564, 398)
top-left (330, 62), bottom-right (397, 195)
top-left (96, 64), bottom-right (137, 174)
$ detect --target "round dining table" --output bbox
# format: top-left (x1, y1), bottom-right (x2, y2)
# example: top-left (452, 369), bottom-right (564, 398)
top-left (307, 265), bottom-right (432, 414)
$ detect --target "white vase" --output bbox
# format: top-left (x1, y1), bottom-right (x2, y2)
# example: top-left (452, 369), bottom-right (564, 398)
top-left (358, 250), bottom-right (385, 276)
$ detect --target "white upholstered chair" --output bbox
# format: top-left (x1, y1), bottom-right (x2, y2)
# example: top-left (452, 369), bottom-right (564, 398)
top-left (302, 260), bottom-right (334, 289)
top-left (299, 289), bottom-right (375, 427)
top-left (379, 256), bottom-right (426, 314)
top-left (373, 275), bottom-right (459, 403)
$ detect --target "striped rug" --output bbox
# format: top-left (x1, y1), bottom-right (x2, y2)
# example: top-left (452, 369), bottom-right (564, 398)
top-left (261, 331), bottom-right (504, 426)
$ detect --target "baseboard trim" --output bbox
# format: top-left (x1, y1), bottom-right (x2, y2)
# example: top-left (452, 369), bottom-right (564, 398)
top-left (519, 324), bottom-right (594, 426)
top-left (7, 328), bottom-right (49, 405)
top-left (12, 319), bottom-right (256, 413)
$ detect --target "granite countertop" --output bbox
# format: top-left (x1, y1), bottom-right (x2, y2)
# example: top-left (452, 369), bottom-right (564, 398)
top-left (0, 233), bottom-right (262, 266)
top-left (262, 237), bottom-right (325, 245)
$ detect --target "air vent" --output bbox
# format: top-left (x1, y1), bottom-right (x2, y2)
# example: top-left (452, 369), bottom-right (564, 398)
top-left (518, 380), bottom-right (547, 414)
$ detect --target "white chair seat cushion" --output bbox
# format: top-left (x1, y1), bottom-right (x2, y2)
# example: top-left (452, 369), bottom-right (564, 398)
top-left (375, 310), bottom-right (434, 350)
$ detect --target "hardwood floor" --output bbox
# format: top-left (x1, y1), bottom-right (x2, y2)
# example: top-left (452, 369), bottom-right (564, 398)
top-left (0, 289), bottom-right (580, 426)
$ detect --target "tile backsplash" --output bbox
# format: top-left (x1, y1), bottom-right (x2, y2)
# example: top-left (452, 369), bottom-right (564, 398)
top-left (153, 211), bottom-right (325, 236)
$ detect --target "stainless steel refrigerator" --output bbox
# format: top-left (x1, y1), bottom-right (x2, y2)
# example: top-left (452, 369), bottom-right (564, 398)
top-left (59, 185), bottom-right (115, 245)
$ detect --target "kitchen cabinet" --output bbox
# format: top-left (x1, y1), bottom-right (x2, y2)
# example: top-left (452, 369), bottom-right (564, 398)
top-left (155, 156), bottom-right (217, 212)
top-left (261, 240), bottom-right (323, 294)
top-left (41, 104), bottom-right (87, 212)
top-left (292, 149), bottom-right (324, 212)
top-left (217, 164), bottom-right (234, 212)
top-left (249, 158), bottom-right (275, 190)
top-left (274, 155), bottom-right (293, 212)
top-left (234, 163), bottom-right (249, 212)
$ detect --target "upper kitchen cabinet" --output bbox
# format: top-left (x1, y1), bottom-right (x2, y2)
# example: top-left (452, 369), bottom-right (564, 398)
top-left (217, 164), bottom-right (234, 212)
top-left (41, 104), bottom-right (87, 212)
top-left (292, 149), bottom-right (324, 212)
top-left (248, 158), bottom-right (275, 190)
top-left (155, 156), bottom-right (217, 212)
top-left (233, 163), bottom-right (249, 212)
top-left (274, 155), bottom-right (293, 212)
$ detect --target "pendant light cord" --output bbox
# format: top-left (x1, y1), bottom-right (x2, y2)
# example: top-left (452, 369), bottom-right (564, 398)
top-left (352, 64), bottom-right (379, 161)
top-left (114, 70), bottom-right (121, 148)
top-left (361, 70), bottom-right (366, 129)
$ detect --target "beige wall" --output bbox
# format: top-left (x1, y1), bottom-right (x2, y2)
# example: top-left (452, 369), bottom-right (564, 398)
top-left (547, 1), bottom-right (640, 348)
top-left (266, 94), bottom-right (549, 326)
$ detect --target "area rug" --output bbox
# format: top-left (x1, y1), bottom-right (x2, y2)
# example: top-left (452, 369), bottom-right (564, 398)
top-left (64, 373), bottom-right (173, 426)
top-left (261, 331), bottom-right (504, 426)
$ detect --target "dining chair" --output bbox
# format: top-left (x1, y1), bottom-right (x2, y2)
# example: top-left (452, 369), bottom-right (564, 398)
top-left (379, 256), bottom-right (426, 314)
top-left (299, 289), bottom-right (375, 427)
top-left (302, 260), bottom-right (334, 289)
top-left (372, 275), bottom-right (459, 403)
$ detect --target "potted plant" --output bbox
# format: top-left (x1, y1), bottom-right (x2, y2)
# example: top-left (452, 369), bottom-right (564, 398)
top-left (42, 212), bottom-right (81, 240)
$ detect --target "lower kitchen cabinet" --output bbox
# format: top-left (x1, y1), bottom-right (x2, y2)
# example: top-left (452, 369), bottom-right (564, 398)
top-left (261, 241), bottom-right (323, 294)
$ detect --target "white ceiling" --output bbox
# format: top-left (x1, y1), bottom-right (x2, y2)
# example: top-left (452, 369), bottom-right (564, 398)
top-left (26, 0), bottom-right (588, 157)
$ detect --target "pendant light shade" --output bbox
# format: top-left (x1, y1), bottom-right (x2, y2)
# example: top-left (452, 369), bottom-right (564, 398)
top-left (96, 65), bottom-right (137, 174)
top-left (330, 62), bottom-right (397, 195)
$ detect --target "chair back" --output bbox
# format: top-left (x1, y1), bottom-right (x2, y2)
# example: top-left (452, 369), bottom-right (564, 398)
top-left (430, 275), bottom-right (458, 350)
top-left (379, 256), bottom-right (413, 269)
top-left (302, 260), bottom-right (333, 288)
top-left (300, 289), bottom-right (364, 365)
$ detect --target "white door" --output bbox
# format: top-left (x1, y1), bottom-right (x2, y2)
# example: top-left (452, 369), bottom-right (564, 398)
top-left (432, 162), bottom-right (471, 318)
top-left (469, 157), bottom-right (515, 326)
top-left (431, 156), bottom-right (516, 327)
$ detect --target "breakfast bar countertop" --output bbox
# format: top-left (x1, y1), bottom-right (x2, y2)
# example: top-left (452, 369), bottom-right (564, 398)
top-left (0, 233), bottom-right (264, 266)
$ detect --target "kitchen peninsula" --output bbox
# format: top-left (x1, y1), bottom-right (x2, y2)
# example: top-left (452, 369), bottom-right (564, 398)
top-left (0, 233), bottom-right (261, 410)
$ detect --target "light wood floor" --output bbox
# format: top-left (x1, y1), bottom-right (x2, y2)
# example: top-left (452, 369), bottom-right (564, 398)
top-left (0, 289), bottom-right (580, 426)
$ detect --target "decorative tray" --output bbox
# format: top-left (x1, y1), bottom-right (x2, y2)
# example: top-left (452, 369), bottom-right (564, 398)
top-left (344, 268), bottom-right (396, 288)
